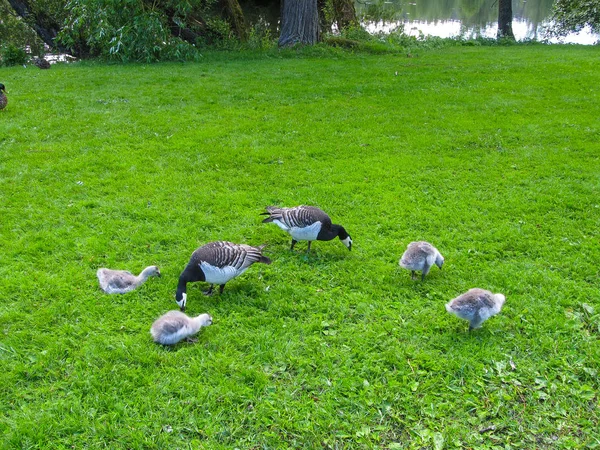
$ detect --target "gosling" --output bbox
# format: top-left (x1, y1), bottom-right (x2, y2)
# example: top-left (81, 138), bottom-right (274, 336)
top-left (151, 311), bottom-right (213, 345)
top-left (446, 288), bottom-right (506, 331)
top-left (399, 241), bottom-right (444, 281)
top-left (97, 266), bottom-right (160, 294)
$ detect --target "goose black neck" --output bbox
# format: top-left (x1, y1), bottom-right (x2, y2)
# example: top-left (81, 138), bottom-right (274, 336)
top-left (176, 276), bottom-right (188, 300)
top-left (317, 224), bottom-right (345, 241)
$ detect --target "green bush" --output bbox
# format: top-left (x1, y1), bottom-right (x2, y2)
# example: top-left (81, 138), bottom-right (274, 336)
top-left (1, 44), bottom-right (28, 66)
top-left (247, 20), bottom-right (274, 50)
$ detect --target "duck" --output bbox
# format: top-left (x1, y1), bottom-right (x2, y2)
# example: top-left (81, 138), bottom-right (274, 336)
top-left (176, 241), bottom-right (271, 311)
top-left (445, 288), bottom-right (506, 331)
top-left (151, 310), bottom-right (213, 345)
top-left (33, 57), bottom-right (51, 69)
top-left (399, 241), bottom-right (444, 281)
top-left (0, 84), bottom-right (7, 110)
top-left (97, 265), bottom-right (161, 294)
top-left (261, 205), bottom-right (352, 253)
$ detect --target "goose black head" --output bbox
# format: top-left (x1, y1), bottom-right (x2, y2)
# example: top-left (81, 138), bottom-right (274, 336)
top-left (338, 227), bottom-right (352, 251)
top-left (175, 291), bottom-right (187, 312)
top-left (0, 84), bottom-right (5, 93)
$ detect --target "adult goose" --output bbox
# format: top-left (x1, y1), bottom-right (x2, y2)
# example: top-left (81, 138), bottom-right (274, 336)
top-left (97, 266), bottom-right (161, 294)
top-left (176, 241), bottom-right (271, 311)
top-left (399, 241), bottom-right (444, 281)
top-left (261, 205), bottom-right (352, 253)
top-left (446, 288), bottom-right (506, 331)
top-left (151, 310), bottom-right (213, 345)
top-left (0, 84), bottom-right (7, 110)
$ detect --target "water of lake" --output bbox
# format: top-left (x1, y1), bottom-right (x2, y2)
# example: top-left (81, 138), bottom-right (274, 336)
top-left (357, 0), bottom-right (599, 44)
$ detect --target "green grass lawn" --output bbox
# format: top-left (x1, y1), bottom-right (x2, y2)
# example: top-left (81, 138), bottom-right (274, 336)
top-left (1, 44), bottom-right (599, 449)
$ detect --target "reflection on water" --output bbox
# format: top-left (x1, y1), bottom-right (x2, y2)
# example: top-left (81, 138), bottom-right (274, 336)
top-left (358, 0), bottom-right (599, 44)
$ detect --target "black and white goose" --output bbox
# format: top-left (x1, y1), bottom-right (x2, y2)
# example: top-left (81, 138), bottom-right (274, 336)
top-left (175, 241), bottom-right (271, 311)
top-left (261, 205), bottom-right (352, 253)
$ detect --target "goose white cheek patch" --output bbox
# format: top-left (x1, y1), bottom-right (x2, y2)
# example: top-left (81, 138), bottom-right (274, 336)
top-left (176, 293), bottom-right (187, 309)
top-left (341, 237), bottom-right (352, 248)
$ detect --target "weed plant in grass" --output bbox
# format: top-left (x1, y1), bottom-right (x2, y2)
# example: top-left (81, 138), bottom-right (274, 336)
top-left (0, 45), bottom-right (599, 448)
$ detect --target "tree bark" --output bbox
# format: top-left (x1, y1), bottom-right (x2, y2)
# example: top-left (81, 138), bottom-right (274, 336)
top-left (278, 0), bottom-right (320, 47)
top-left (221, 0), bottom-right (248, 42)
top-left (497, 0), bottom-right (515, 40)
top-left (6, 0), bottom-right (68, 52)
top-left (332, 0), bottom-right (357, 30)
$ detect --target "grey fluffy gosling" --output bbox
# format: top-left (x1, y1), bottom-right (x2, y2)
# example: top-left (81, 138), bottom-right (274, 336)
top-left (446, 288), bottom-right (506, 331)
top-left (151, 311), bottom-right (213, 345)
top-left (399, 241), bottom-right (444, 281)
top-left (261, 205), bottom-right (352, 253)
top-left (97, 266), bottom-right (161, 294)
top-left (176, 241), bottom-right (271, 311)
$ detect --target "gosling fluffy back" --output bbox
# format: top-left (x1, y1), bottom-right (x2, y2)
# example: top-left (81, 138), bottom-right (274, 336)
top-left (151, 310), bottom-right (213, 345)
top-left (445, 288), bottom-right (505, 330)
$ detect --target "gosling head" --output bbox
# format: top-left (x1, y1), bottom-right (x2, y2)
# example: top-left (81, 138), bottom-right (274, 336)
top-left (176, 292), bottom-right (187, 312)
top-left (494, 293), bottom-right (506, 308)
top-left (197, 313), bottom-right (213, 327)
top-left (435, 252), bottom-right (445, 269)
top-left (147, 265), bottom-right (161, 277)
top-left (0, 84), bottom-right (6, 93)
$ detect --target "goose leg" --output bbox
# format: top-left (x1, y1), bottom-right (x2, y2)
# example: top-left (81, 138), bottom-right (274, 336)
top-left (421, 264), bottom-right (432, 281)
top-left (469, 313), bottom-right (482, 331)
top-left (411, 270), bottom-right (416, 280)
top-left (219, 284), bottom-right (225, 294)
top-left (290, 239), bottom-right (297, 251)
top-left (204, 284), bottom-right (214, 296)
top-left (307, 241), bottom-right (312, 254)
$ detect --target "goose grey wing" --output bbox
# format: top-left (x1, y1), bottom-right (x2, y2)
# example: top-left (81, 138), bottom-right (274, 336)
top-left (281, 206), bottom-right (331, 228)
top-left (192, 241), bottom-right (263, 270)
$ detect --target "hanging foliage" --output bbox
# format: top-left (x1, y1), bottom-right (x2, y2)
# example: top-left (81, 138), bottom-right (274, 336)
top-left (549, 0), bottom-right (600, 36)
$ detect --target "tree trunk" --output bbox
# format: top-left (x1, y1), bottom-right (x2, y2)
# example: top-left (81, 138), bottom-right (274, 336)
top-left (6, 0), bottom-right (68, 52)
top-left (317, 0), bottom-right (332, 34)
top-left (497, 0), bottom-right (515, 40)
top-left (278, 0), bottom-right (320, 47)
top-left (332, 0), bottom-right (357, 30)
top-left (221, 0), bottom-right (248, 42)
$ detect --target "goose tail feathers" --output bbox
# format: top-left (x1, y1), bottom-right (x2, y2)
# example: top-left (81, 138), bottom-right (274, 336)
top-left (261, 206), bottom-right (281, 223)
